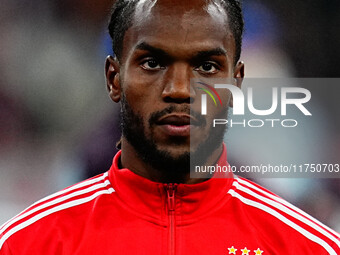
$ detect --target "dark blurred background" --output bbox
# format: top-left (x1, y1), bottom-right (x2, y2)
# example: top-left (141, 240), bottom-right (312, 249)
top-left (0, 0), bottom-right (339, 231)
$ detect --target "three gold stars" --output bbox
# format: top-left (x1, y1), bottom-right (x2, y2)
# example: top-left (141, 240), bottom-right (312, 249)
top-left (227, 246), bottom-right (264, 254)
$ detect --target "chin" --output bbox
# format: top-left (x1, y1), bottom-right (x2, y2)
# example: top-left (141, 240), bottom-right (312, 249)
top-left (157, 145), bottom-right (191, 158)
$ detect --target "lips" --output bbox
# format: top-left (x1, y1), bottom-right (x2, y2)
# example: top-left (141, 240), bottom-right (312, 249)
top-left (157, 115), bottom-right (190, 125)
top-left (156, 114), bottom-right (198, 136)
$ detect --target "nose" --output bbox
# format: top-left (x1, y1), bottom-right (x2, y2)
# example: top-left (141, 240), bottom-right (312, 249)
top-left (162, 63), bottom-right (195, 104)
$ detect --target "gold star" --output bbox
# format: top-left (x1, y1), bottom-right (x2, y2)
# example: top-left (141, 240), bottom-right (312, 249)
top-left (254, 248), bottom-right (263, 254)
top-left (241, 247), bottom-right (250, 255)
top-left (228, 246), bottom-right (237, 254)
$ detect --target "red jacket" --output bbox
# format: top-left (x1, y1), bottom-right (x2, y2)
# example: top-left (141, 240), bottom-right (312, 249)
top-left (1, 146), bottom-right (339, 254)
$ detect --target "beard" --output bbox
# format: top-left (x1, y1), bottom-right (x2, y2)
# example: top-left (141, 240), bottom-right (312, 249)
top-left (120, 94), bottom-right (228, 183)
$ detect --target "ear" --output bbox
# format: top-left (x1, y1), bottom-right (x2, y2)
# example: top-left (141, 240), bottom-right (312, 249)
top-left (234, 61), bottom-right (244, 88)
top-left (105, 55), bottom-right (121, 102)
top-left (229, 61), bottom-right (245, 107)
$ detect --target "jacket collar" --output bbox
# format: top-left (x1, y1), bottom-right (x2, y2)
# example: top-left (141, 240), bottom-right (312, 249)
top-left (108, 144), bottom-right (234, 224)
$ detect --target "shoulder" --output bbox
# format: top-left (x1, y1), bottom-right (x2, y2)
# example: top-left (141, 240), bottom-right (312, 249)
top-left (0, 172), bottom-right (115, 251)
top-left (228, 176), bottom-right (340, 254)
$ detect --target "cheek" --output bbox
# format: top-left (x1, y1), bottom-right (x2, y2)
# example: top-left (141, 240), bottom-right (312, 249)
top-left (210, 89), bottom-right (231, 111)
top-left (121, 75), bottom-right (148, 107)
top-left (208, 90), bottom-right (231, 121)
top-left (220, 90), bottom-right (232, 106)
top-left (122, 82), bottom-right (162, 127)
top-left (122, 66), bottom-right (163, 101)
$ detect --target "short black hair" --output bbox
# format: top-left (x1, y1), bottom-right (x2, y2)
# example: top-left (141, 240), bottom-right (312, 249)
top-left (108, 0), bottom-right (244, 66)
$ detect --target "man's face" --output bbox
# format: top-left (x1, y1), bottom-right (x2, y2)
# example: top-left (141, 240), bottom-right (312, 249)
top-left (109, 0), bottom-right (242, 173)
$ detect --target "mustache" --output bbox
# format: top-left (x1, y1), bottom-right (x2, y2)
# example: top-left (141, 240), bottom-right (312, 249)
top-left (149, 105), bottom-right (206, 127)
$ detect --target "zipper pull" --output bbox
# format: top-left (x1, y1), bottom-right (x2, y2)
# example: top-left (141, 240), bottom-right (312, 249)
top-left (166, 183), bottom-right (177, 211)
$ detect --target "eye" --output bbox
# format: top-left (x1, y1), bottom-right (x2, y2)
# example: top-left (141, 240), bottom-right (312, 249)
top-left (195, 62), bottom-right (219, 74)
top-left (141, 59), bottom-right (164, 70)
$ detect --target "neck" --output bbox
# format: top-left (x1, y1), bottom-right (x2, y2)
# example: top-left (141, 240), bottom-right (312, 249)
top-left (120, 138), bottom-right (224, 184)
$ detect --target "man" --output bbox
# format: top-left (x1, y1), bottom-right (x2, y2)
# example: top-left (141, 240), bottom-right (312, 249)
top-left (0, 0), bottom-right (339, 254)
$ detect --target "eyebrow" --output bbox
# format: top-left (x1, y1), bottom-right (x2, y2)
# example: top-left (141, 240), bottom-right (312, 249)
top-left (195, 48), bottom-right (227, 59)
top-left (135, 42), bottom-right (227, 60)
top-left (135, 42), bottom-right (171, 59)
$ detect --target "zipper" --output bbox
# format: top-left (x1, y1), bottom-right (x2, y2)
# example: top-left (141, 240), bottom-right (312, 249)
top-left (165, 183), bottom-right (177, 255)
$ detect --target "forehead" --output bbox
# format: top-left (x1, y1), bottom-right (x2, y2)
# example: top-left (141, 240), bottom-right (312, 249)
top-left (133, 0), bottom-right (227, 23)
top-left (121, 0), bottom-right (234, 61)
